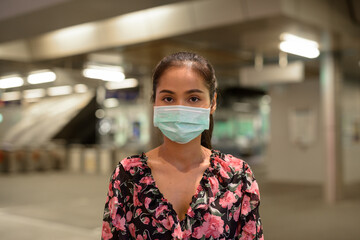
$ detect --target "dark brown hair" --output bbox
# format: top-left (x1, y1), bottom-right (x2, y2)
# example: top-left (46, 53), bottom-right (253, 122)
top-left (151, 52), bottom-right (217, 149)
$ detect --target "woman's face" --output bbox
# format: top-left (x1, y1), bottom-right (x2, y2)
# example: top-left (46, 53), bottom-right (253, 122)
top-left (154, 66), bottom-right (216, 113)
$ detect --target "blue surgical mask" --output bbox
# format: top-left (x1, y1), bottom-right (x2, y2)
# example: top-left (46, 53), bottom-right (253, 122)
top-left (153, 105), bottom-right (210, 144)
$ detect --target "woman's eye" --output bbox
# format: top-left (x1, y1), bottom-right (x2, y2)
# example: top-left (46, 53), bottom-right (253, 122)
top-left (189, 97), bottom-right (200, 103)
top-left (163, 97), bottom-right (173, 103)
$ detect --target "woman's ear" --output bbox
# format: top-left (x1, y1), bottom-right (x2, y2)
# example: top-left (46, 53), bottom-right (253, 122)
top-left (210, 93), bottom-right (217, 114)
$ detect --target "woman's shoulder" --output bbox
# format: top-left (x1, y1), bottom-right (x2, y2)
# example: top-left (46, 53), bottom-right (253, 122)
top-left (119, 153), bottom-right (146, 171)
top-left (211, 149), bottom-right (251, 174)
top-left (109, 153), bottom-right (147, 182)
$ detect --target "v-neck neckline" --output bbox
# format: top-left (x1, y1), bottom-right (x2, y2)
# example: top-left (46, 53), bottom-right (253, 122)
top-left (139, 150), bottom-right (217, 224)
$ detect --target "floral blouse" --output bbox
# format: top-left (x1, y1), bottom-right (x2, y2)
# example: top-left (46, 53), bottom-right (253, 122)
top-left (102, 150), bottom-right (263, 240)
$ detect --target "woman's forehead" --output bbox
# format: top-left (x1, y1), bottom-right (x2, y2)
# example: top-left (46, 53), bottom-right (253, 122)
top-left (156, 66), bottom-right (207, 89)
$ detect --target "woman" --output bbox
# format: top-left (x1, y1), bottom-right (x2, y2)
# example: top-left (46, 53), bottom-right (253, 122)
top-left (102, 52), bottom-right (263, 240)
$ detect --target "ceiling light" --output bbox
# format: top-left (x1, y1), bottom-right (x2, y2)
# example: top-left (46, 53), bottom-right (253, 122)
top-left (23, 89), bottom-right (46, 99)
top-left (1, 91), bottom-right (21, 101)
top-left (279, 33), bottom-right (320, 59)
top-left (83, 64), bottom-right (125, 82)
top-left (74, 84), bottom-right (88, 93)
top-left (27, 70), bottom-right (56, 84)
top-left (105, 78), bottom-right (138, 90)
top-left (47, 85), bottom-right (72, 96)
top-left (103, 98), bottom-right (119, 108)
top-left (0, 75), bottom-right (24, 89)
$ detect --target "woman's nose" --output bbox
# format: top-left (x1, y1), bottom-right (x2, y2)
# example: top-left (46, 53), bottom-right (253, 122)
top-left (174, 98), bottom-right (185, 106)
top-left (177, 99), bottom-right (191, 106)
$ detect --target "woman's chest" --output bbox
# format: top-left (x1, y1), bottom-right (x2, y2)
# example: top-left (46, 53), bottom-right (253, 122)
top-left (150, 164), bottom-right (207, 219)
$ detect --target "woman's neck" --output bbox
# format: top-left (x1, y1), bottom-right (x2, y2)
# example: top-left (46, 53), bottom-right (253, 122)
top-left (158, 136), bottom-right (210, 172)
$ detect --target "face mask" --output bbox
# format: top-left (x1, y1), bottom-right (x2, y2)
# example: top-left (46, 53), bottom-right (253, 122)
top-left (153, 105), bottom-right (210, 144)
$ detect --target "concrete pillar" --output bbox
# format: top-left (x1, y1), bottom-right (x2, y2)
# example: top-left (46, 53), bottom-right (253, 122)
top-left (320, 32), bottom-right (343, 204)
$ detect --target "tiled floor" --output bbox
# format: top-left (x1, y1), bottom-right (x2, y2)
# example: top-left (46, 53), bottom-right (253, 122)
top-left (0, 168), bottom-right (359, 240)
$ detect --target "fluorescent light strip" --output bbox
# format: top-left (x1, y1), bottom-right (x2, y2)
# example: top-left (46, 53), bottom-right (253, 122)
top-left (83, 64), bottom-right (125, 82)
top-left (47, 85), bottom-right (72, 96)
top-left (104, 98), bottom-right (119, 108)
top-left (27, 70), bottom-right (56, 84)
top-left (74, 84), bottom-right (88, 93)
top-left (105, 78), bottom-right (138, 90)
top-left (0, 76), bottom-right (24, 89)
top-left (23, 89), bottom-right (46, 99)
top-left (281, 33), bottom-right (319, 47)
top-left (1, 91), bottom-right (21, 101)
top-left (279, 33), bottom-right (320, 59)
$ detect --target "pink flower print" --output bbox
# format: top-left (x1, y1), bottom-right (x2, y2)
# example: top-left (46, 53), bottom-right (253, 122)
top-left (136, 234), bottom-right (144, 240)
top-left (197, 204), bottom-right (208, 210)
top-left (136, 208), bottom-right (142, 217)
top-left (102, 221), bottom-right (113, 240)
top-left (155, 204), bottom-right (168, 218)
top-left (122, 157), bottom-right (143, 171)
top-left (182, 229), bottom-right (192, 239)
top-left (240, 231), bottom-right (253, 240)
top-left (186, 207), bottom-right (195, 217)
top-left (129, 223), bottom-right (136, 237)
top-left (219, 168), bottom-right (230, 179)
top-left (142, 217), bottom-right (150, 224)
top-left (233, 207), bottom-right (240, 222)
top-left (245, 166), bottom-right (252, 175)
top-left (113, 180), bottom-right (121, 190)
top-left (172, 224), bottom-right (183, 239)
top-left (144, 197), bottom-right (151, 209)
top-left (113, 214), bottom-right (126, 231)
top-left (219, 191), bottom-right (237, 209)
top-left (194, 185), bottom-right (203, 196)
top-left (161, 215), bottom-right (175, 230)
top-left (225, 224), bottom-right (229, 233)
top-left (140, 176), bottom-right (154, 185)
top-left (109, 197), bottom-right (118, 219)
top-left (248, 180), bottom-right (260, 197)
top-left (227, 156), bottom-right (244, 172)
top-left (214, 156), bottom-right (231, 172)
top-left (243, 220), bottom-right (256, 235)
top-left (235, 183), bottom-right (243, 196)
top-left (192, 225), bottom-right (206, 239)
top-left (133, 184), bottom-right (143, 207)
top-left (152, 217), bottom-right (159, 227)
top-left (157, 227), bottom-right (163, 233)
top-left (193, 213), bottom-right (224, 239)
top-left (126, 211), bottom-right (132, 222)
top-left (203, 213), bottom-right (224, 238)
top-left (108, 182), bottom-right (113, 198)
top-left (241, 195), bottom-right (252, 216)
top-left (208, 176), bottom-right (219, 196)
top-left (113, 167), bottom-right (120, 179)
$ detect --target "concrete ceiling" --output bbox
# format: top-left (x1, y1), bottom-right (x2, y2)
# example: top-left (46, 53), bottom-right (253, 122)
top-left (0, 0), bottom-right (359, 85)
top-left (0, 0), bottom-right (186, 43)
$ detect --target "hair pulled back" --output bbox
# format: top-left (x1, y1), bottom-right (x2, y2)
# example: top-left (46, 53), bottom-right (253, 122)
top-left (151, 52), bottom-right (217, 149)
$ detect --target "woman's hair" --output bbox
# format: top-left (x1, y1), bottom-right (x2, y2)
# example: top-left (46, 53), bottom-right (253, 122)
top-left (151, 51), bottom-right (217, 149)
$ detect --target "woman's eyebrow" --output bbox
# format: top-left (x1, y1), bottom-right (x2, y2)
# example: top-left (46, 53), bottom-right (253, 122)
top-left (186, 89), bottom-right (205, 94)
top-left (159, 89), bottom-right (175, 94)
top-left (158, 89), bottom-right (205, 94)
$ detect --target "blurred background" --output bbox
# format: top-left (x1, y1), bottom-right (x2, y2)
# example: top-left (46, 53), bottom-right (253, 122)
top-left (0, 0), bottom-right (359, 239)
